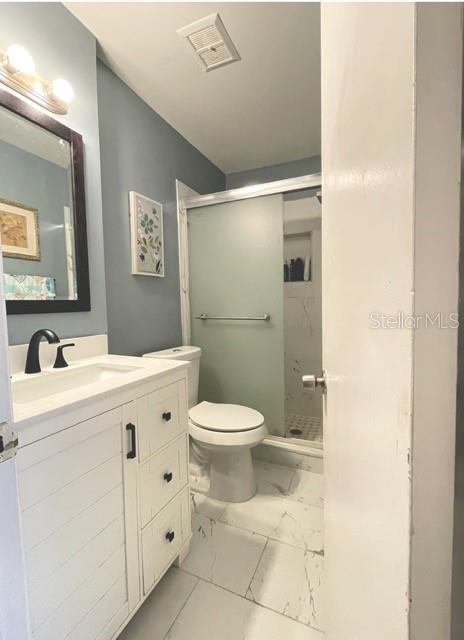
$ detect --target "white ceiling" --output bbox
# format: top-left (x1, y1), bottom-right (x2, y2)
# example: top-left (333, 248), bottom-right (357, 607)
top-left (66, 2), bottom-right (321, 174)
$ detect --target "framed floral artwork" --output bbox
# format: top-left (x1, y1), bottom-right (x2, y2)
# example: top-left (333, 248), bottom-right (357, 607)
top-left (129, 191), bottom-right (164, 277)
top-left (0, 197), bottom-right (40, 261)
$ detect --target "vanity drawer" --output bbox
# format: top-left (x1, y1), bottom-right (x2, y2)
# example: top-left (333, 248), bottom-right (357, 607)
top-left (141, 488), bottom-right (190, 595)
top-left (139, 436), bottom-right (188, 528)
top-left (136, 381), bottom-right (187, 462)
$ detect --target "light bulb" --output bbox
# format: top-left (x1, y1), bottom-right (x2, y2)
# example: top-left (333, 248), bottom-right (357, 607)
top-left (51, 78), bottom-right (74, 104)
top-left (5, 44), bottom-right (36, 75)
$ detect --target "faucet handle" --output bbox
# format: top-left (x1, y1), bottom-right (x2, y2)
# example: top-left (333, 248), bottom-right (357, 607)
top-left (53, 343), bottom-right (75, 369)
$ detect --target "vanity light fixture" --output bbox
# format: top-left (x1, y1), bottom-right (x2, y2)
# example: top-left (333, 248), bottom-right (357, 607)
top-left (0, 44), bottom-right (74, 115)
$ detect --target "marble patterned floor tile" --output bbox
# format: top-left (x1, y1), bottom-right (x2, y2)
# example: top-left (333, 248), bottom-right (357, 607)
top-left (221, 492), bottom-right (323, 552)
top-left (247, 539), bottom-right (325, 631)
top-left (254, 460), bottom-right (296, 496)
top-left (117, 567), bottom-right (198, 640)
top-left (165, 579), bottom-right (324, 640)
top-left (181, 513), bottom-right (267, 596)
top-left (287, 469), bottom-right (324, 508)
top-left (191, 491), bottom-right (228, 520)
top-left (189, 473), bottom-right (209, 494)
top-left (252, 444), bottom-right (324, 474)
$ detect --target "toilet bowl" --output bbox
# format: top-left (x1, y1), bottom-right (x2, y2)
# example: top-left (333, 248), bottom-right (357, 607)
top-left (143, 346), bottom-right (267, 503)
top-left (189, 401), bottom-right (267, 502)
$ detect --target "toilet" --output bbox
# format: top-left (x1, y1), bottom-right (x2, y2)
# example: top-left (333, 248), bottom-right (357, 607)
top-left (143, 346), bottom-right (267, 502)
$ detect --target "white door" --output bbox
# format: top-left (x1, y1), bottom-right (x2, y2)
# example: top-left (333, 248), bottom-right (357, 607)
top-left (0, 255), bottom-right (29, 640)
top-left (321, 4), bottom-right (461, 640)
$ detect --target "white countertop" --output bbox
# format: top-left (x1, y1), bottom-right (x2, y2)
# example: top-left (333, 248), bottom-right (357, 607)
top-left (12, 354), bottom-right (188, 428)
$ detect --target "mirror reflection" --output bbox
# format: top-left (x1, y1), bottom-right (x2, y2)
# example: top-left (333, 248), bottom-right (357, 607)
top-left (0, 104), bottom-right (77, 301)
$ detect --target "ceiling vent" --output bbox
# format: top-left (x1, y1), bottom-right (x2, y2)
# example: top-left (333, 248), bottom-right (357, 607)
top-left (177, 13), bottom-right (241, 72)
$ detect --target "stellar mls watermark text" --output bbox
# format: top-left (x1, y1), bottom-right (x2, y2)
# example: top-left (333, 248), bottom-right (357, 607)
top-left (370, 312), bottom-right (459, 329)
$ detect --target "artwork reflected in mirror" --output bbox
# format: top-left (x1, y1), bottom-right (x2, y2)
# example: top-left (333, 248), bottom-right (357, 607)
top-left (0, 198), bottom-right (40, 260)
top-left (0, 88), bottom-right (89, 312)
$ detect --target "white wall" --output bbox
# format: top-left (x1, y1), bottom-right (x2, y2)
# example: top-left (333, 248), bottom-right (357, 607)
top-left (322, 4), bottom-right (461, 639)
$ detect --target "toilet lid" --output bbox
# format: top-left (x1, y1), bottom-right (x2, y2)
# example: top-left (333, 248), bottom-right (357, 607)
top-left (189, 401), bottom-right (265, 432)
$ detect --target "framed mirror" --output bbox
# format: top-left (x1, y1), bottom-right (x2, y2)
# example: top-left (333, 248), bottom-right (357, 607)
top-left (0, 87), bottom-right (90, 314)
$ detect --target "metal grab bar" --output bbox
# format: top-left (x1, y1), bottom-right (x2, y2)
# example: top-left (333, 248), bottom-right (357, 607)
top-left (195, 313), bottom-right (271, 321)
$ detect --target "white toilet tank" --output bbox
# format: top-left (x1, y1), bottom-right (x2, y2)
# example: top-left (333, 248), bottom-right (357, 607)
top-left (143, 346), bottom-right (201, 408)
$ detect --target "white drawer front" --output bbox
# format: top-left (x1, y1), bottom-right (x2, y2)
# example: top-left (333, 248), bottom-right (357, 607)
top-left (137, 381), bottom-right (187, 461)
top-left (140, 436), bottom-right (188, 528)
top-left (141, 488), bottom-right (190, 595)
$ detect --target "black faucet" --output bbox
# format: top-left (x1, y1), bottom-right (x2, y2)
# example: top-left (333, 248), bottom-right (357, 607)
top-left (25, 329), bottom-right (60, 374)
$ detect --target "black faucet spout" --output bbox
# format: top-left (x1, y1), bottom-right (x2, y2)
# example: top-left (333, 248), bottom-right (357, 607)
top-left (25, 329), bottom-right (60, 374)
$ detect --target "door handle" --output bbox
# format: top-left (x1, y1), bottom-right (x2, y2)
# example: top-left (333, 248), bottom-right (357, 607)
top-left (165, 530), bottom-right (175, 543)
top-left (164, 472), bottom-right (173, 483)
top-left (302, 370), bottom-right (327, 396)
top-left (162, 411), bottom-right (172, 422)
top-left (126, 423), bottom-right (136, 459)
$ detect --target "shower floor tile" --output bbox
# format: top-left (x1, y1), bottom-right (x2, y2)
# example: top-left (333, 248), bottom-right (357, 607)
top-left (285, 413), bottom-right (323, 444)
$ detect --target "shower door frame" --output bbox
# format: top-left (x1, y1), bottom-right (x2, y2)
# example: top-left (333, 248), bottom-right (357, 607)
top-left (176, 173), bottom-right (323, 455)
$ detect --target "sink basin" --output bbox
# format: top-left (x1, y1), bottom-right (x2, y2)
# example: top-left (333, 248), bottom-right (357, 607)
top-left (12, 363), bottom-right (140, 405)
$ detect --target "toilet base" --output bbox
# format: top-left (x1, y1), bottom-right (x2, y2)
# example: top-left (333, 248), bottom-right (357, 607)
top-left (209, 448), bottom-right (257, 503)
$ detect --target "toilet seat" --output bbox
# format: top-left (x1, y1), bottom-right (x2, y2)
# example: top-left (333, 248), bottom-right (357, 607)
top-left (189, 401), bottom-right (264, 433)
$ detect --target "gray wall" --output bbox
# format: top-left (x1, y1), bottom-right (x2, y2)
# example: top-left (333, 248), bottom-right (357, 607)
top-left (1, 3), bottom-right (107, 345)
top-left (0, 140), bottom-right (70, 297)
top-left (97, 61), bottom-right (225, 356)
top-left (226, 155), bottom-right (321, 189)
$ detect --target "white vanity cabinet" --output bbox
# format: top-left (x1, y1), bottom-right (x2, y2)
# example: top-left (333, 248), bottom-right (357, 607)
top-left (15, 368), bottom-right (191, 640)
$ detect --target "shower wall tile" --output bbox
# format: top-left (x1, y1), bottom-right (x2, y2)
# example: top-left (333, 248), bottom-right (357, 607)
top-left (284, 225), bottom-right (322, 421)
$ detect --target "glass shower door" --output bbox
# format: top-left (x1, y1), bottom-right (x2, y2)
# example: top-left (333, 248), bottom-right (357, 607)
top-left (188, 194), bottom-right (284, 435)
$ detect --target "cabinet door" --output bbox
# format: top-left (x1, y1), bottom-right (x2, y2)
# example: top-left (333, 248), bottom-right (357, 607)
top-left (17, 405), bottom-right (140, 640)
top-left (137, 380), bottom-right (188, 461)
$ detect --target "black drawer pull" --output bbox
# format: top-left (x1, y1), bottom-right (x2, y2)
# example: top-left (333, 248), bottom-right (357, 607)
top-left (162, 411), bottom-right (172, 422)
top-left (165, 531), bottom-right (175, 543)
top-left (126, 423), bottom-right (136, 459)
top-left (164, 472), bottom-right (173, 483)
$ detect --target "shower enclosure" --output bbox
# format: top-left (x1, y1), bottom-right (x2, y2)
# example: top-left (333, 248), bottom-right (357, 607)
top-left (179, 174), bottom-right (323, 450)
